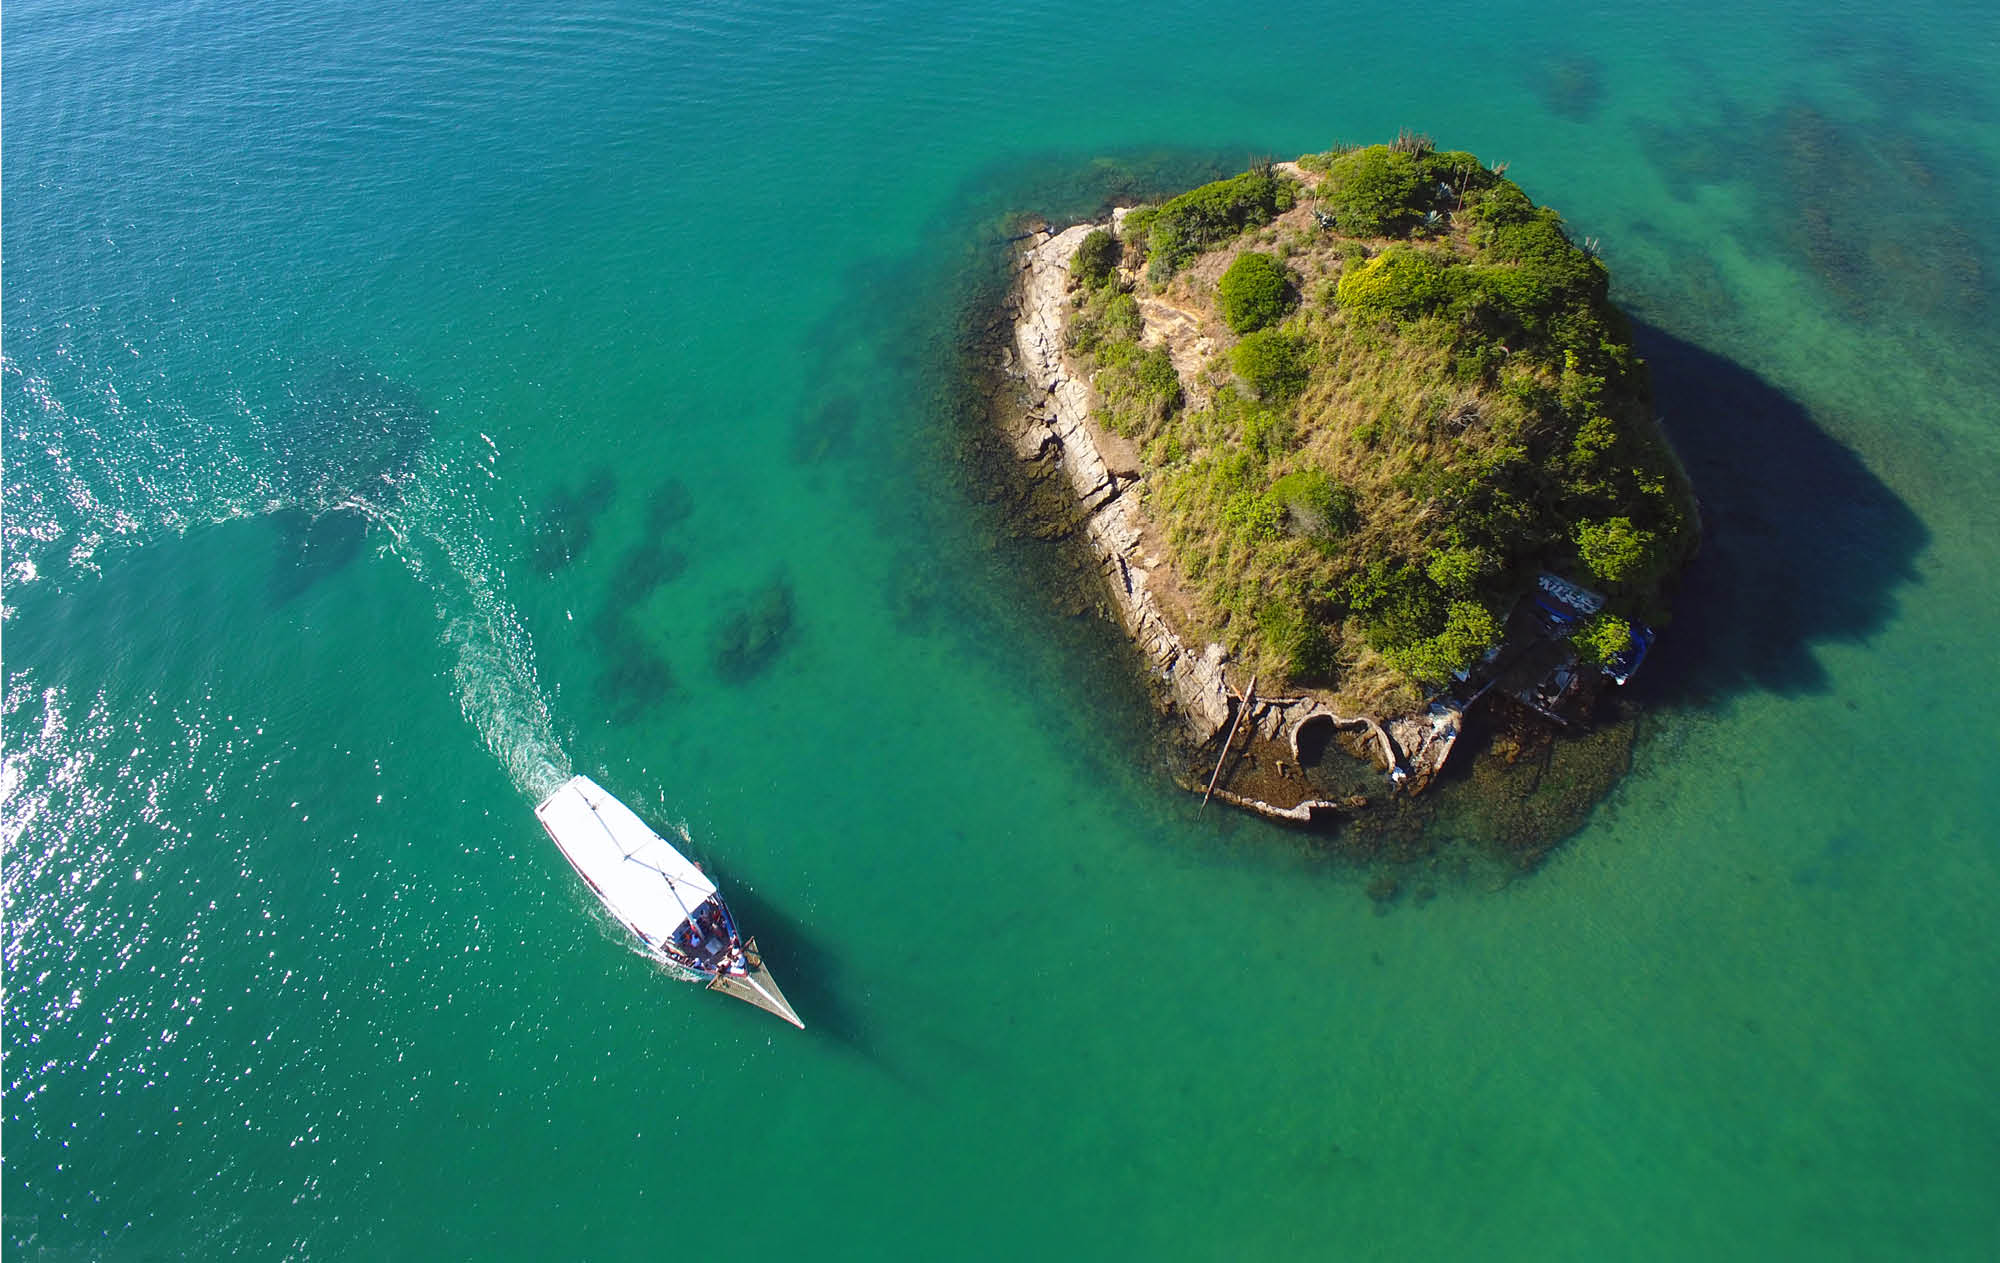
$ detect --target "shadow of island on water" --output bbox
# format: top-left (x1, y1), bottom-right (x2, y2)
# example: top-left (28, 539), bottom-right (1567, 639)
top-left (1627, 320), bottom-right (1928, 710)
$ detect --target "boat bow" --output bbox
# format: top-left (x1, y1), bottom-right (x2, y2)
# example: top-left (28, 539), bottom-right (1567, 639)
top-left (707, 937), bottom-right (803, 1029)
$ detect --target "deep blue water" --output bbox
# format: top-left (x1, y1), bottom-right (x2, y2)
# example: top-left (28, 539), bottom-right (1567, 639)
top-left (6, 1), bottom-right (1998, 1257)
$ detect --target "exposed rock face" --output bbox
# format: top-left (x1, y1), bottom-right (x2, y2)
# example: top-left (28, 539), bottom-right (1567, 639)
top-left (1008, 224), bottom-right (1234, 739)
top-left (1002, 224), bottom-right (1462, 819)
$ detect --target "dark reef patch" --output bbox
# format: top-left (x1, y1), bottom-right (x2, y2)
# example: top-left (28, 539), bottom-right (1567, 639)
top-left (267, 508), bottom-right (369, 606)
top-left (712, 572), bottom-right (797, 684)
top-left (584, 479), bottom-right (695, 722)
top-left (1641, 98), bottom-right (1988, 330)
top-left (591, 620), bottom-right (677, 724)
top-left (1624, 221), bottom-right (1741, 330)
top-left (1791, 831), bottom-right (1872, 890)
top-left (644, 478), bottom-right (693, 534)
top-left (531, 467), bottom-right (616, 576)
top-left (791, 392), bottom-right (862, 466)
top-left (1535, 53), bottom-right (1606, 122)
top-left (611, 540), bottom-right (688, 594)
top-left (264, 366), bottom-right (432, 515)
top-left (255, 365), bottom-right (431, 601)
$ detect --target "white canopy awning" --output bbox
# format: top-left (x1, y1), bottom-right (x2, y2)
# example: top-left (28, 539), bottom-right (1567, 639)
top-left (534, 775), bottom-right (715, 947)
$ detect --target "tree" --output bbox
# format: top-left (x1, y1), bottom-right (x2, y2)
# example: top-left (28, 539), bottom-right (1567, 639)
top-left (1575, 516), bottom-right (1655, 583)
top-left (1571, 612), bottom-right (1634, 666)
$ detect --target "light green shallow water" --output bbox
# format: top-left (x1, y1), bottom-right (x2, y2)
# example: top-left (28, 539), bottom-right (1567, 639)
top-left (5, 1), bottom-right (1997, 1257)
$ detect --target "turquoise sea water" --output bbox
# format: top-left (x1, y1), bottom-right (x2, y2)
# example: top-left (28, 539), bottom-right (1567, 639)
top-left (5, 0), bottom-right (1997, 1257)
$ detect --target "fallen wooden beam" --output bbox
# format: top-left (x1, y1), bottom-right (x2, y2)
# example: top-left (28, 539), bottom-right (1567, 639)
top-left (1201, 674), bottom-right (1258, 812)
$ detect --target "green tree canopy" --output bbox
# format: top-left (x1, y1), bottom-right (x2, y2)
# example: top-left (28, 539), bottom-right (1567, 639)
top-left (1575, 516), bottom-right (1656, 583)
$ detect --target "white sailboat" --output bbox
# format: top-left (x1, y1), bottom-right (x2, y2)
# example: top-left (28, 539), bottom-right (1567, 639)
top-left (533, 774), bottom-right (802, 1028)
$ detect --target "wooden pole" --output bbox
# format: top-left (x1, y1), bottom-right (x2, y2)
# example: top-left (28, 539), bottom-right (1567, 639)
top-left (1201, 674), bottom-right (1258, 812)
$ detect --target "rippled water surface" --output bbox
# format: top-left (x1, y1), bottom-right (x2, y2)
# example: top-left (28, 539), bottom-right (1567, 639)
top-left (6, 1), bottom-right (1997, 1257)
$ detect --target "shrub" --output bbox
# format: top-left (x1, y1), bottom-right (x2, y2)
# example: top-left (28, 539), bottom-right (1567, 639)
top-left (1336, 246), bottom-right (1460, 322)
top-left (1385, 600), bottom-right (1502, 684)
top-left (1319, 146), bottom-right (1426, 236)
top-left (1217, 251), bottom-right (1293, 333)
top-left (1270, 468), bottom-right (1356, 543)
top-left (1239, 405), bottom-right (1292, 459)
top-left (1463, 180), bottom-right (1537, 229)
top-left (1097, 344), bottom-right (1182, 435)
top-left (1068, 284), bottom-right (1143, 356)
top-left (1220, 489), bottom-right (1284, 542)
top-left (1571, 612), bottom-right (1633, 666)
top-left (1575, 516), bottom-right (1656, 582)
top-left (1460, 208), bottom-right (1608, 340)
top-left (1230, 329), bottom-right (1310, 400)
top-left (1071, 229), bottom-right (1120, 287)
top-left (1144, 168), bottom-right (1293, 278)
top-left (1120, 205), bottom-right (1158, 250)
top-left (1425, 544), bottom-right (1492, 595)
top-left (1347, 560), bottom-right (1445, 651)
top-left (1101, 291), bottom-right (1142, 341)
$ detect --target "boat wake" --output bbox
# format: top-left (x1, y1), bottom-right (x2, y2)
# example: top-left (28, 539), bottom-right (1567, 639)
top-left (3, 351), bottom-right (572, 801)
top-left (349, 444), bottom-right (572, 803)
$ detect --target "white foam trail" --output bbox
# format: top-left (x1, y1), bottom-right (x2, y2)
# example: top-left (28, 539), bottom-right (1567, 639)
top-left (2, 348), bottom-right (572, 802)
top-left (348, 446), bottom-right (571, 803)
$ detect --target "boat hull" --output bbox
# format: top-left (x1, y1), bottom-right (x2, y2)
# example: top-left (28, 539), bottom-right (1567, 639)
top-left (533, 775), bottom-right (802, 1029)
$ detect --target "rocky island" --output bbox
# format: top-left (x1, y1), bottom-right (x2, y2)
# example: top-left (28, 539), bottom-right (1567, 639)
top-left (998, 134), bottom-right (1697, 842)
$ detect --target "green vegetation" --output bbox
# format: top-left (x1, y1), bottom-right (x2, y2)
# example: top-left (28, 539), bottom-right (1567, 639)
top-left (1066, 278), bottom-right (1181, 437)
top-left (1230, 329), bottom-right (1310, 400)
top-left (1574, 516), bottom-right (1657, 583)
top-left (1384, 600), bottom-right (1503, 685)
top-left (1062, 139), bottom-right (1695, 707)
top-left (1071, 228), bottom-right (1119, 288)
top-left (1217, 251), bottom-right (1293, 333)
top-left (1570, 612), bottom-right (1635, 666)
top-left (1124, 166), bottom-right (1296, 280)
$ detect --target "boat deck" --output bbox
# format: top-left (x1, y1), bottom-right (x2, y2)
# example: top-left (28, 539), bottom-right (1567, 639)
top-left (661, 897), bottom-right (739, 974)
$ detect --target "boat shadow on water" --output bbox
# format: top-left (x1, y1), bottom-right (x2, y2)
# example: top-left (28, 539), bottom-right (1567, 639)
top-left (704, 873), bottom-right (931, 1093)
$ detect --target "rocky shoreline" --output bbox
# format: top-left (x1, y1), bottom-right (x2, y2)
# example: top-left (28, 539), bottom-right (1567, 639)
top-left (1001, 222), bottom-right (1461, 822)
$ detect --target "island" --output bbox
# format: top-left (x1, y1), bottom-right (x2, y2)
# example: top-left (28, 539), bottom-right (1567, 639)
top-left (998, 134), bottom-right (1697, 845)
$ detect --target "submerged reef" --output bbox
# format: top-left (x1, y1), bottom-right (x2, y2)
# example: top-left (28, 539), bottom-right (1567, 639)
top-left (532, 467), bottom-right (616, 576)
top-left (712, 572), bottom-right (797, 684)
top-left (589, 477), bottom-right (698, 723)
